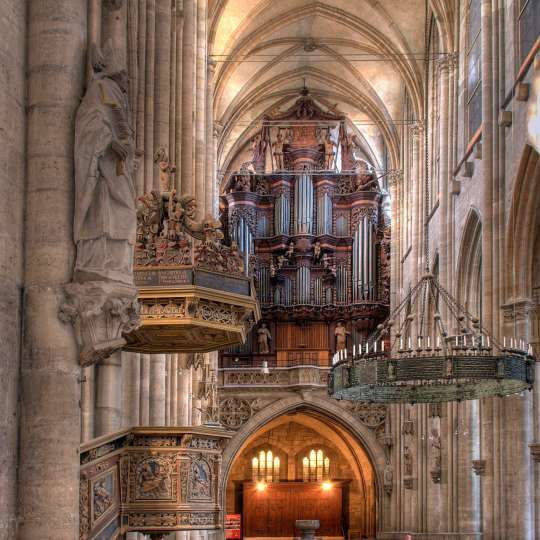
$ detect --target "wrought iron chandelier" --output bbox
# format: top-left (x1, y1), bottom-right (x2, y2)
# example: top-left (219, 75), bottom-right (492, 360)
top-left (328, 2), bottom-right (534, 404)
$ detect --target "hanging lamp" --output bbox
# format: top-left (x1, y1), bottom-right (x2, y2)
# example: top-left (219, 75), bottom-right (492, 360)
top-left (328, 4), bottom-right (534, 404)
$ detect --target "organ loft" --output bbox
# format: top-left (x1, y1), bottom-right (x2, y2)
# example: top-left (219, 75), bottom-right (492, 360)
top-left (220, 88), bottom-right (391, 369)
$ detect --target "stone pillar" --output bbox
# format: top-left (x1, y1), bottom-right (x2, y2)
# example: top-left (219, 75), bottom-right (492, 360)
top-left (122, 352), bottom-right (141, 428)
top-left (81, 365), bottom-right (95, 441)
top-left (178, 360), bottom-right (192, 426)
top-left (0, 1), bottom-right (25, 537)
top-left (170, 354), bottom-right (178, 425)
top-left (140, 354), bottom-right (151, 424)
top-left (195, 0), bottom-right (207, 207)
top-left (181, 0), bottom-right (196, 196)
top-left (205, 58), bottom-right (216, 215)
top-left (150, 354), bottom-right (167, 426)
top-left (95, 351), bottom-right (123, 436)
top-left (18, 2), bottom-right (87, 538)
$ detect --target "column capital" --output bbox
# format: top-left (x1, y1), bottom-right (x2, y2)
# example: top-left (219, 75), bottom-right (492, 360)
top-left (207, 57), bottom-right (217, 74)
top-left (213, 121), bottom-right (223, 139)
top-left (472, 459), bottom-right (486, 476)
top-left (409, 121), bottom-right (424, 141)
top-left (436, 52), bottom-right (458, 74)
top-left (387, 169), bottom-right (403, 187)
top-left (501, 298), bottom-right (536, 322)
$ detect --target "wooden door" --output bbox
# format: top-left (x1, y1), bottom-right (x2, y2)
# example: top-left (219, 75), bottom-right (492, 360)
top-left (243, 482), bottom-right (343, 538)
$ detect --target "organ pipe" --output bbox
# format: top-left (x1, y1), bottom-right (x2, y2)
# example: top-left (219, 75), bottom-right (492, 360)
top-left (294, 170), bottom-right (313, 234)
top-left (353, 216), bottom-right (376, 301)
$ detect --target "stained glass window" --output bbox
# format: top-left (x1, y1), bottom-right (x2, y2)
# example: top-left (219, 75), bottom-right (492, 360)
top-left (466, 0), bottom-right (482, 138)
top-left (252, 450), bottom-right (280, 482)
top-left (302, 449), bottom-right (330, 482)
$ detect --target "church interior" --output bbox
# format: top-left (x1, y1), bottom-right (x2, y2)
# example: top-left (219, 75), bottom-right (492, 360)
top-left (1, 1), bottom-right (540, 539)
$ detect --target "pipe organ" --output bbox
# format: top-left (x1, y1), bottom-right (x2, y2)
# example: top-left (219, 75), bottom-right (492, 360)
top-left (220, 88), bottom-right (390, 368)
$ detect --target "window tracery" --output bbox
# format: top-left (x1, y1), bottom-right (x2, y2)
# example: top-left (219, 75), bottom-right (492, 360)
top-left (252, 450), bottom-right (280, 483)
top-left (302, 449), bottom-right (330, 482)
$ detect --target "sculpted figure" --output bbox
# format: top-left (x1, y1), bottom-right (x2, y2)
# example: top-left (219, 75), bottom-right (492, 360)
top-left (354, 159), bottom-right (378, 191)
top-left (74, 41), bottom-right (136, 285)
top-left (272, 132), bottom-right (285, 170)
top-left (286, 241), bottom-right (295, 259)
top-left (234, 164), bottom-right (252, 192)
top-left (383, 461), bottom-right (393, 495)
top-left (403, 446), bottom-right (413, 476)
top-left (335, 321), bottom-right (349, 351)
top-left (313, 241), bottom-right (322, 261)
top-left (154, 147), bottom-right (176, 193)
top-left (257, 322), bottom-right (272, 354)
top-left (270, 258), bottom-right (277, 278)
top-left (324, 132), bottom-right (336, 170)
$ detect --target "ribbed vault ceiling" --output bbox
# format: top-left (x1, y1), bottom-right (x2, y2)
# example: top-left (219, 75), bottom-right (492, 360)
top-left (209, 0), bottom-right (437, 178)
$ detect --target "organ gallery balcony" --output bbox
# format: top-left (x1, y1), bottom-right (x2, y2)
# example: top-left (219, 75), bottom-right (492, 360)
top-left (124, 191), bottom-right (260, 354)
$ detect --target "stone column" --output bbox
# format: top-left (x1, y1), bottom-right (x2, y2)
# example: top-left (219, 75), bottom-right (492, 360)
top-left (181, 0), bottom-right (196, 196)
top-left (205, 58), bottom-right (216, 215)
top-left (94, 351), bottom-right (123, 436)
top-left (178, 360), bottom-right (192, 426)
top-left (18, 2), bottom-right (87, 538)
top-left (122, 351), bottom-right (141, 428)
top-left (195, 0), bottom-right (207, 207)
top-left (0, 1), bottom-right (25, 537)
top-left (150, 354), bottom-right (167, 426)
top-left (81, 365), bottom-right (95, 441)
top-left (192, 364), bottom-right (203, 426)
top-left (140, 354), bottom-right (151, 424)
top-left (170, 354), bottom-right (178, 425)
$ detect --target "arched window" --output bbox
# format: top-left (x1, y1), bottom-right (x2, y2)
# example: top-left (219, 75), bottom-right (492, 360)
top-left (302, 449), bottom-right (330, 482)
top-left (252, 450), bottom-right (280, 483)
top-left (466, 0), bottom-right (482, 139)
top-left (518, 0), bottom-right (540, 64)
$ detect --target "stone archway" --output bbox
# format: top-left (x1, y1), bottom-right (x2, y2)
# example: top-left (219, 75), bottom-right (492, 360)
top-left (219, 394), bottom-right (389, 538)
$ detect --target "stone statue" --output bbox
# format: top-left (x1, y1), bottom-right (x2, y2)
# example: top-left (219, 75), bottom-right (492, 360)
top-left (154, 147), bottom-right (176, 193)
top-left (74, 41), bottom-right (136, 286)
top-left (322, 252), bottom-right (330, 269)
top-left (257, 322), bottom-right (272, 353)
top-left (403, 445), bottom-right (413, 476)
top-left (354, 159), bottom-right (378, 191)
top-left (383, 461), bottom-right (393, 495)
top-left (270, 258), bottom-right (277, 278)
top-left (61, 40), bottom-right (140, 366)
top-left (430, 429), bottom-right (441, 470)
top-left (234, 165), bottom-right (252, 192)
top-left (272, 132), bottom-right (285, 170)
top-left (335, 321), bottom-right (348, 351)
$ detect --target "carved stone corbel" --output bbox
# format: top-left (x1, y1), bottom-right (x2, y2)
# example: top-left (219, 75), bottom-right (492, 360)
top-left (472, 459), bottom-right (486, 476)
top-left (59, 281), bottom-right (139, 366)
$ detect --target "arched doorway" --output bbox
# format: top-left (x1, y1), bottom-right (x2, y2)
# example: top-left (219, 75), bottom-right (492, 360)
top-left (220, 397), bottom-right (386, 540)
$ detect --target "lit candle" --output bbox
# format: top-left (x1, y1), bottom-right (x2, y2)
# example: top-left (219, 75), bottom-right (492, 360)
top-left (374, 341), bottom-right (378, 353)
top-left (400, 338), bottom-right (404, 350)
top-left (408, 337), bottom-right (412, 349)
top-left (353, 344), bottom-right (356, 357)
top-left (418, 337), bottom-right (422, 349)
top-left (427, 336), bottom-right (430, 348)
top-left (344, 348), bottom-right (347, 359)
top-left (382, 341), bottom-right (385, 352)
top-left (503, 336), bottom-right (506, 348)
top-left (437, 336), bottom-right (441, 348)
top-left (487, 336), bottom-right (490, 347)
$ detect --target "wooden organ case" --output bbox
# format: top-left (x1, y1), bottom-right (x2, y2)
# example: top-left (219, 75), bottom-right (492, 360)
top-left (220, 88), bottom-right (390, 371)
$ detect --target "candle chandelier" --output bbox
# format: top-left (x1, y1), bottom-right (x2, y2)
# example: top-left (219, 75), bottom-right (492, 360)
top-left (328, 2), bottom-right (534, 404)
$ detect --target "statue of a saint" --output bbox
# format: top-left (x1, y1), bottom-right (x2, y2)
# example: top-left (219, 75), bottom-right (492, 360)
top-left (324, 132), bottom-right (336, 170)
top-left (257, 323), bottom-right (272, 354)
top-left (383, 461), bottom-right (393, 495)
top-left (286, 241), bottom-right (295, 259)
top-left (74, 41), bottom-right (136, 286)
top-left (272, 132), bottom-right (285, 170)
top-left (335, 321), bottom-right (349, 351)
top-left (313, 241), bottom-right (322, 261)
top-left (403, 446), bottom-right (413, 476)
top-left (154, 147), bottom-right (176, 193)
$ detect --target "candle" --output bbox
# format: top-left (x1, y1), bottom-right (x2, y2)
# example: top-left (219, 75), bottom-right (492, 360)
top-left (408, 337), bottom-right (412, 349)
top-left (344, 348), bottom-right (347, 359)
top-left (437, 336), bottom-right (441, 348)
top-left (400, 338), bottom-right (404, 350)
top-left (382, 341), bottom-right (385, 352)
top-left (503, 337), bottom-right (506, 348)
top-left (487, 336), bottom-right (490, 347)
top-left (374, 341), bottom-right (378, 353)
top-left (353, 344), bottom-right (356, 357)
